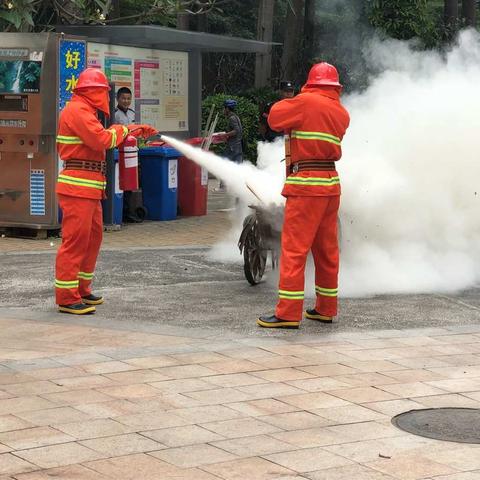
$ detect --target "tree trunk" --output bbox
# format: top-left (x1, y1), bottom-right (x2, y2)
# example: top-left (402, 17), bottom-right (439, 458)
top-left (176, 12), bottom-right (190, 30)
top-left (280, 0), bottom-right (305, 82)
top-left (444, 0), bottom-right (459, 37)
top-left (196, 12), bottom-right (208, 32)
top-left (109, 0), bottom-right (121, 24)
top-left (303, 0), bottom-right (316, 64)
top-left (254, 0), bottom-right (275, 88)
top-left (462, 0), bottom-right (476, 26)
top-left (55, 0), bottom-right (85, 24)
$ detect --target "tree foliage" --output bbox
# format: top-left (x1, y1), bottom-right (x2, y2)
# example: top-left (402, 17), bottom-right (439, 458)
top-left (1, 0), bottom-right (478, 94)
top-left (0, 0), bottom-right (217, 31)
top-left (202, 0), bottom-right (257, 95)
top-left (366, 0), bottom-right (439, 46)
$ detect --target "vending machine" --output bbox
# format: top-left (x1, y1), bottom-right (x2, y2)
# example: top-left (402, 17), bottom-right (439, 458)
top-left (0, 33), bottom-right (86, 233)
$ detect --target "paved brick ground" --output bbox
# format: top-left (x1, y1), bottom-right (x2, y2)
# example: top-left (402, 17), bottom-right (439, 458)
top-left (0, 316), bottom-right (479, 479)
top-left (3, 182), bottom-right (480, 479)
top-left (0, 182), bottom-right (234, 254)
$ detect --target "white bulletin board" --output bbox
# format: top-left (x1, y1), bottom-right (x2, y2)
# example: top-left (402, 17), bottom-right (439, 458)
top-left (87, 42), bottom-right (188, 132)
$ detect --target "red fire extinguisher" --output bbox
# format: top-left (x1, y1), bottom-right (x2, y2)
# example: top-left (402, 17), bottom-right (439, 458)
top-left (118, 134), bottom-right (139, 191)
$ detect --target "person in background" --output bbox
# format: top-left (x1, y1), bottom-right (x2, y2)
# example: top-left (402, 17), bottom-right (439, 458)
top-left (114, 87), bottom-right (135, 125)
top-left (114, 87), bottom-right (140, 222)
top-left (223, 98), bottom-right (243, 163)
top-left (259, 81), bottom-right (295, 142)
top-left (216, 99), bottom-right (243, 191)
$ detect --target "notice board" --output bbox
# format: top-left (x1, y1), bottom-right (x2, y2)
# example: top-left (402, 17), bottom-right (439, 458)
top-left (87, 43), bottom-right (188, 132)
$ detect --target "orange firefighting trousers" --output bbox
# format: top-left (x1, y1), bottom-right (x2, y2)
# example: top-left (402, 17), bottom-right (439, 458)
top-left (55, 194), bottom-right (103, 305)
top-left (275, 195), bottom-right (340, 322)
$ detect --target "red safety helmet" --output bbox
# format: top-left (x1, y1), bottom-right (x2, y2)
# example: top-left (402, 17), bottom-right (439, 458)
top-left (306, 62), bottom-right (342, 88)
top-left (74, 68), bottom-right (111, 91)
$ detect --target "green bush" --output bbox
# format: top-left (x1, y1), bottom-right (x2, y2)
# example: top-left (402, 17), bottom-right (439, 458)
top-left (202, 94), bottom-right (259, 164)
top-left (240, 86), bottom-right (279, 113)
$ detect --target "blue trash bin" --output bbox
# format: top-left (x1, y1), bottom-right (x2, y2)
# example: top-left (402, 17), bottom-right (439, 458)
top-left (101, 150), bottom-right (123, 226)
top-left (112, 150), bottom-right (124, 225)
top-left (139, 146), bottom-right (179, 221)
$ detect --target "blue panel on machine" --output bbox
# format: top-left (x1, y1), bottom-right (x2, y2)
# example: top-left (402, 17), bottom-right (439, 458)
top-left (58, 39), bottom-right (86, 111)
top-left (30, 169), bottom-right (45, 216)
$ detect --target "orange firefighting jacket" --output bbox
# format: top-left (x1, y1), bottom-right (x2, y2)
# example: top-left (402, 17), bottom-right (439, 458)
top-left (56, 92), bottom-right (128, 200)
top-left (268, 86), bottom-right (350, 197)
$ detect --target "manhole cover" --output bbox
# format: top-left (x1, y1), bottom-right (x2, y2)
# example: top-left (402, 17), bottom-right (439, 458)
top-left (392, 408), bottom-right (480, 444)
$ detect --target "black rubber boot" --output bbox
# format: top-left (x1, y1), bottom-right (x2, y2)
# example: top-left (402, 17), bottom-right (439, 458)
top-left (58, 303), bottom-right (96, 315)
top-left (82, 294), bottom-right (104, 306)
top-left (304, 309), bottom-right (333, 323)
top-left (257, 314), bottom-right (299, 329)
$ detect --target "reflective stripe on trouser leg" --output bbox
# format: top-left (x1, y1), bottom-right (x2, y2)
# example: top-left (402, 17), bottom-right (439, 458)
top-left (54, 279), bottom-right (80, 306)
top-left (276, 289), bottom-right (305, 322)
top-left (78, 200), bottom-right (103, 298)
top-left (55, 194), bottom-right (100, 306)
top-left (275, 195), bottom-right (330, 321)
top-left (312, 195), bottom-right (340, 317)
top-left (78, 272), bottom-right (94, 298)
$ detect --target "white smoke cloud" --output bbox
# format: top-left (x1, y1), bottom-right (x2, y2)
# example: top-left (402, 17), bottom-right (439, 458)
top-left (339, 29), bottom-right (480, 296)
top-left (163, 30), bottom-right (480, 297)
top-left (161, 136), bottom-right (284, 207)
top-left (161, 135), bottom-right (285, 264)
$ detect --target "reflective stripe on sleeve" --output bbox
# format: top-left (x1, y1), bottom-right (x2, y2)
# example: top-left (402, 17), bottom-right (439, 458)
top-left (108, 128), bottom-right (118, 149)
top-left (291, 130), bottom-right (341, 146)
top-left (56, 135), bottom-right (83, 145)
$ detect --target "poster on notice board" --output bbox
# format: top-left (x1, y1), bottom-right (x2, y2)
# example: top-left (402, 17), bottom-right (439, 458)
top-left (87, 42), bottom-right (188, 132)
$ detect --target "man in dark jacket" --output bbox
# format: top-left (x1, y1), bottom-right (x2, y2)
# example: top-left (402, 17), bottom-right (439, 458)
top-left (260, 81), bottom-right (295, 142)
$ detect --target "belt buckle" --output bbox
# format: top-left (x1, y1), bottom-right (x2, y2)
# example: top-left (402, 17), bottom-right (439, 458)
top-left (292, 163), bottom-right (299, 174)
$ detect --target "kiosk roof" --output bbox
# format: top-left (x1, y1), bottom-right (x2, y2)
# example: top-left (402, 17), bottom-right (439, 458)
top-left (55, 25), bottom-right (279, 53)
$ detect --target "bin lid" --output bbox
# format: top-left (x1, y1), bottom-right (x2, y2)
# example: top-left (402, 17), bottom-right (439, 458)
top-left (139, 145), bottom-right (180, 158)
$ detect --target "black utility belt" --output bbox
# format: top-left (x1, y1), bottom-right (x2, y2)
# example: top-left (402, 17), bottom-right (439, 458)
top-left (64, 160), bottom-right (106, 175)
top-left (290, 161), bottom-right (336, 173)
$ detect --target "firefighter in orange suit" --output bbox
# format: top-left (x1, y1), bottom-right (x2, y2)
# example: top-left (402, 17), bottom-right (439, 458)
top-left (55, 68), bottom-right (157, 314)
top-left (257, 62), bottom-right (350, 329)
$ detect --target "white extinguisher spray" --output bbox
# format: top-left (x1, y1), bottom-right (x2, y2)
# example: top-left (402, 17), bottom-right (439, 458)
top-left (118, 134), bottom-right (139, 191)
